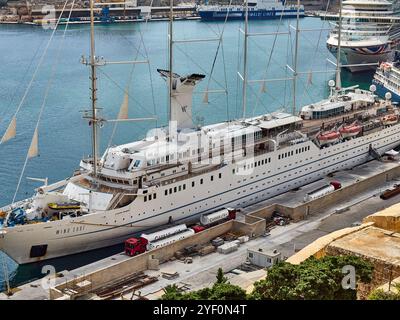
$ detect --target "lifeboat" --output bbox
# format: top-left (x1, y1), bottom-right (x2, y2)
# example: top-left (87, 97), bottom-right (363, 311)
top-left (339, 123), bottom-right (362, 139)
top-left (48, 202), bottom-right (81, 210)
top-left (317, 131), bottom-right (340, 146)
top-left (381, 114), bottom-right (398, 126)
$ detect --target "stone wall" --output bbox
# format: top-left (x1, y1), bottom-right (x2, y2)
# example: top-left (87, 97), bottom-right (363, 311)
top-left (326, 244), bottom-right (400, 300)
top-left (364, 211), bottom-right (400, 232)
top-left (284, 163), bottom-right (400, 221)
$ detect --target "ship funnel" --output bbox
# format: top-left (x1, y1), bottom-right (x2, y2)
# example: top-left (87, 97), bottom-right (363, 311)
top-left (158, 69), bottom-right (205, 130)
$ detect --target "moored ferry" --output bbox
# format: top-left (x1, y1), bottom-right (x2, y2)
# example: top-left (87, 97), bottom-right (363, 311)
top-left (373, 60), bottom-right (400, 102)
top-left (197, 0), bottom-right (305, 21)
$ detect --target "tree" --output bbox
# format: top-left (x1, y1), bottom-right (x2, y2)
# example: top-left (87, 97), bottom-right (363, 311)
top-left (161, 284), bottom-right (184, 300)
top-left (209, 282), bottom-right (247, 300)
top-left (250, 255), bottom-right (373, 300)
top-left (161, 268), bottom-right (246, 300)
top-left (250, 262), bottom-right (300, 300)
top-left (216, 267), bottom-right (228, 284)
top-left (368, 283), bottom-right (400, 300)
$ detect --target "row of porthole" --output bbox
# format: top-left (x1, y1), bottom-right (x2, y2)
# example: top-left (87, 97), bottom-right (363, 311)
top-left (233, 157), bottom-right (272, 175)
top-left (155, 131), bottom-right (393, 203)
top-left (234, 150), bottom-right (370, 197)
top-left (179, 197), bottom-right (224, 215)
top-left (235, 159), bottom-right (358, 205)
top-left (131, 137), bottom-right (396, 221)
top-left (118, 154), bottom-right (370, 225)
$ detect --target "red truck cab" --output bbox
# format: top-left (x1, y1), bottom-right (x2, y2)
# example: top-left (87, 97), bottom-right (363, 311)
top-left (228, 209), bottom-right (237, 220)
top-left (124, 237), bottom-right (147, 256)
top-left (191, 225), bottom-right (206, 233)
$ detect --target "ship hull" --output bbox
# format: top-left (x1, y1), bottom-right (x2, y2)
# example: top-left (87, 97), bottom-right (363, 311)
top-left (1, 122), bottom-right (400, 264)
top-left (198, 9), bottom-right (305, 21)
top-left (327, 44), bottom-right (393, 72)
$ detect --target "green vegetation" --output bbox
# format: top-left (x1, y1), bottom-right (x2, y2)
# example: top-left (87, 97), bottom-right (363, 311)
top-left (161, 268), bottom-right (247, 300)
top-left (250, 255), bottom-right (373, 300)
top-left (161, 256), bottom-right (373, 300)
top-left (216, 267), bottom-right (228, 284)
top-left (368, 283), bottom-right (400, 300)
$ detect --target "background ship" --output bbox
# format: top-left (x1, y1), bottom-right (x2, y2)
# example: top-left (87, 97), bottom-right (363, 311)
top-left (372, 55), bottom-right (400, 101)
top-left (325, 0), bottom-right (400, 72)
top-left (197, 0), bottom-right (305, 21)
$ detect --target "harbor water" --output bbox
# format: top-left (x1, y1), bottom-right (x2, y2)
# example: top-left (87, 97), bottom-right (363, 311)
top-left (0, 17), bottom-right (374, 291)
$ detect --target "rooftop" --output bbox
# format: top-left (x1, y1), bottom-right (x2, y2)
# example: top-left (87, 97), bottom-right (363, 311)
top-left (327, 226), bottom-right (400, 267)
top-left (248, 247), bottom-right (281, 257)
top-left (363, 202), bottom-right (400, 232)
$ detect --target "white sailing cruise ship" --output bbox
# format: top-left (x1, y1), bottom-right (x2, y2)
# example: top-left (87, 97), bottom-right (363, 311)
top-left (2, 1), bottom-right (400, 266)
top-left (325, 0), bottom-right (400, 72)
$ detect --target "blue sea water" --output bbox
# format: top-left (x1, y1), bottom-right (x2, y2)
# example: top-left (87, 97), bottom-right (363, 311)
top-left (0, 17), bottom-right (374, 291)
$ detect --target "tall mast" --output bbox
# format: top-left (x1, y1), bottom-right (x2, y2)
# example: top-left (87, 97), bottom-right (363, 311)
top-left (242, 0), bottom-right (249, 118)
top-left (292, 0), bottom-right (300, 116)
top-left (168, 0), bottom-right (173, 123)
top-left (89, 0), bottom-right (98, 178)
top-left (335, 0), bottom-right (342, 90)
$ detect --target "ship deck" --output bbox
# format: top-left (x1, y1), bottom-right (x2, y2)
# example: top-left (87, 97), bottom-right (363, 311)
top-left (301, 102), bottom-right (390, 133)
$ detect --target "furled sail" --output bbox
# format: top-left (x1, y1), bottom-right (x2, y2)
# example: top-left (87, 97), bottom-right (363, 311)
top-left (307, 71), bottom-right (313, 85)
top-left (118, 91), bottom-right (129, 120)
top-left (28, 128), bottom-right (39, 158)
top-left (261, 81), bottom-right (267, 93)
top-left (1, 116), bottom-right (16, 144)
top-left (202, 91), bottom-right (209, 104)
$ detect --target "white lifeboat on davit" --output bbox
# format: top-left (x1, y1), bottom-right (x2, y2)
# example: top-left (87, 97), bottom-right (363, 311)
top-left (381, 114), bottom-right (398, 126)
top-left (339, 123), bottom-right (362, 139)
top-left (317, 130), bottom-right (340, 146)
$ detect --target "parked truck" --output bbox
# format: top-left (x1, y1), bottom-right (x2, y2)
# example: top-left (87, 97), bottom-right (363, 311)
top-left (124, 208), bottom-right (238, 256)
top-left (192, 208), bottom-right (238, 233)
top-left (124, 224), bottom-right (188, 256)
top-left (380, 184), bottom-right (400, 200)
top-left (303, 181), bottom-right (341, 202)
top-left (146, 229), bottom-right (195, 251)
